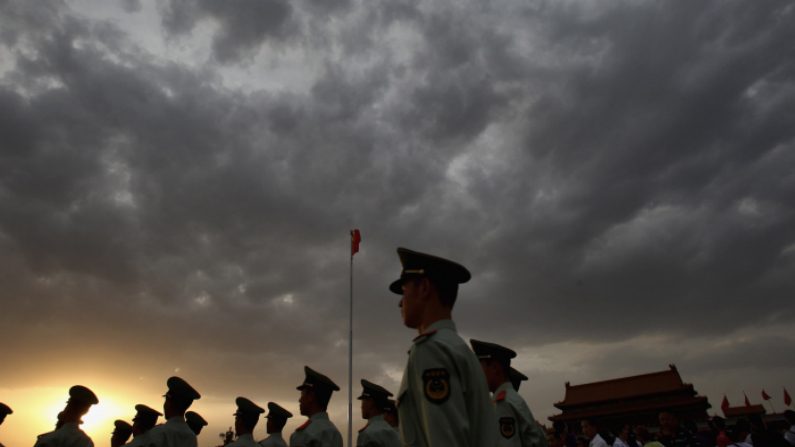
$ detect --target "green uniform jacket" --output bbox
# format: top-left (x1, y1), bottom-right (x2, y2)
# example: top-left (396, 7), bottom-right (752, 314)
top-left (227, 434), bottom-right (260, 447)
top-left (258, 433), bottom-right (288, 447)
top-left (289, 412), bottom-right (342, 447)
top-left (34, 422), bottom-right (94, 447)
top-left (146, 417), bottom-right (197, 447)
top-left (493, 382), bottom-right (548, 447)
top-left (397, 319), bottom-right (497, 447)
top-left (356, 415), bottom-right (401, 447)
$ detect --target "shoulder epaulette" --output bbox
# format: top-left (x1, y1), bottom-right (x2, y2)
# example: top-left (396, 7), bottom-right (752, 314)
top-left (413, 329), bottom-right (438, 343)
top-left (494, 390), bottom-right (507, 402)
top-left (296, 419), bottom-right (312, 431)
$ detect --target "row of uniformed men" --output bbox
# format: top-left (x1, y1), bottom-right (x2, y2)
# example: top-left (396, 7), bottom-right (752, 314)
top-left (6, 247), bottom-right (550, 447)
top-left (10, 370), bottom-right (400, 447)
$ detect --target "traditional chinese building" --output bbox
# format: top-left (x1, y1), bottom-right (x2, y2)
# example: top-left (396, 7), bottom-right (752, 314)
top-left (549, 364), bottom-right (711, 430)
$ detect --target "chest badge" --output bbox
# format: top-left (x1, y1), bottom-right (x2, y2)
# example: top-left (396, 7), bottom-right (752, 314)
top-left (422, 368), bottom-right (450, 404)
top-left (499, 417), bottom-right (516, 438)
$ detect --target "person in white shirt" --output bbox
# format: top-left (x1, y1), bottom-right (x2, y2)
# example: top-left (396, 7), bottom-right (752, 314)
top-left (784, 410), bottom-right (795, 446)
top-left (612, 425), bottom-right (631, 447)
top-left (581, 419), bottom-right (608, 447)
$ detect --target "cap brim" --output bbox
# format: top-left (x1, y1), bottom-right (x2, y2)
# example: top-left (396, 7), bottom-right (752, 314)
top-left (389, 279), bottom-right (402, 295)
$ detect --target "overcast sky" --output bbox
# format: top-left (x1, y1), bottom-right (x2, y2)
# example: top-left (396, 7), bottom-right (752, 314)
top-left (2, 0), bottom-right (795, 445)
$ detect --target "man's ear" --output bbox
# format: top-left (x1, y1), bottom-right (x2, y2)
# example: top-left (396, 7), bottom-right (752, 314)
top-left (417, 276), bottom-right (433, 300)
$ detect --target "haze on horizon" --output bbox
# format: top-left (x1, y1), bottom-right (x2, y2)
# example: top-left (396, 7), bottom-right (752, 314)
top-left (1, 1), bottom-right (794, 446)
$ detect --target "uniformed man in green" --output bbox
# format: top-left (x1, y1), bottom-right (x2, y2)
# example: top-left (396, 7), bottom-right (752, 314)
top-left (470, 339), bottom-right (548, 447)
top-left (289, 366), bottom-right (343, 447)
top-left (259, 402), bottom-right (292, 447)
top-left (509, 367), bottom-right (528, 392)
top-left (356, 380), bottom-right (401, 447)
top-left (147, 376), bottom-right (201, 447)
top-left (125, 404), bottom-right (161, 447)
top-left (184, 412), bottom-right (207, 436)
top-left (112, 420), bottom-right (133, 447)
top-left (227, 397), bottom-right (265, 447)
top-left (34, 385), bottom-right (99, 447)
top-left (390, 247), bottom-right (496, 447)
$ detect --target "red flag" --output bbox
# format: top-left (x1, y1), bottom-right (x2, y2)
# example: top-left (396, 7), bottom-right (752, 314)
top-left (720, 394), bottom-right (729, 414)
top-left (350, 229), bottom-right (361, 256)
top-left (762, 389), bottom-right (771, 401)
top-left (721, 395), bottom-right (730, 413)
top-left (744, 394), bottom-right (751, 407)
top-left (786, 388), bottom-right (792, 406)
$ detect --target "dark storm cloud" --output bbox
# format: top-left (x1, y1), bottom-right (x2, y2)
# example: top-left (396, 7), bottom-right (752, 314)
top-left (1, 0), bottom-right (794, 437)
top-left (159, 0), bottom-right (295, 63)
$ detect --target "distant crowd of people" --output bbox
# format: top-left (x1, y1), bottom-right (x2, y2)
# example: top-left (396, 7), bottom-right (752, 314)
top-left (548, 409), bottom-right (795, 447)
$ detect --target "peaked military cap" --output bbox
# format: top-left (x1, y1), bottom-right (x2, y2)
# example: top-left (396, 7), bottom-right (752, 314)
top-left (509, 367), bottom-right (528, 391)
top-left (113, 420), bottom-right (133, 437)
top-left (234, 397), bottom-right (265, 416)
top-left (357, 379), bottom-right (393, 402)
top-left (389, 247), bottom-right (471, 294)
top-left (165, 376), bottom-right (201, 401)
top-left (266, 402), bottom-right (293, 420)
top-left (185, 411), bottom-right (208, 427)
top-left (296, 366), bottom-right (340, 392)
top-left (470, 339), bottom-right (517, 364)
top-left (68, 385), bottom-right (99, 405)
top-left (134, 404), bottom-right (162, 420)
top-left (0, 402), bottom-right (12, 416)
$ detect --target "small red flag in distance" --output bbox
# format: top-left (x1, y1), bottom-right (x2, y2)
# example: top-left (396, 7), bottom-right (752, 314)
top-left (762, 389), bottom-right (771, 401)
top-left (785, 388), bottom-right (792, 406)
top-left (721, 395), bottom-right (730, 413)
top-left (351, 229), bottom-right (361, 256)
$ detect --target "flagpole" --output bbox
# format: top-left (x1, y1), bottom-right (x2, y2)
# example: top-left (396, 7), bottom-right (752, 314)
top-left (348, 233), bottom-right (354, 447)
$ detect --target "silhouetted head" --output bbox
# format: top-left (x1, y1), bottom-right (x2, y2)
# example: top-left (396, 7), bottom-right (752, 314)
top-left (297, 366), bottom-right (339, 415)
top-left (132, 404), bottom-right (162, 435)
top-left (61, 385), bottom-right (99, 424)
top-left (358, 379), bottom-right (393, 420)
top-left (162, 377), bottom-right (200, 418)
top-left (391, 248), bottom-right (470, 328)
top-left (233, 397), bottom-right (264, 436)
top-left (265, 402), bottom-right (292, 434)
top-left (470, 339), bottom-right (516, 392)
top-left (0, 402), bottom-right (12, 426)
top-left (111, 420), bottom-right (133, 447)
top-left (185, 411), bottom-right (208, 435)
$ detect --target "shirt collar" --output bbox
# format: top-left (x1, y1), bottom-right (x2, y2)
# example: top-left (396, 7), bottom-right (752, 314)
top-left (496, 381), bottom-right (514, 395)
top-left (310, 411), bottom-right (329, 421)
top-left (426, 319), bottom-right (456, 333)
